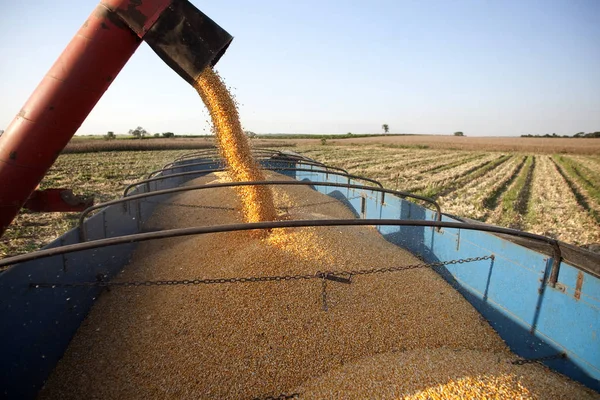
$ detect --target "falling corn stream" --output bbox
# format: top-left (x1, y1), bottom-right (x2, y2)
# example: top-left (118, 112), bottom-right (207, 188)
top-left (194, 67), bottom-right (277, 225)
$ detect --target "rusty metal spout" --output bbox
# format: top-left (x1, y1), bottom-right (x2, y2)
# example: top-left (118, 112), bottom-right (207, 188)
top-left (0, 0), bottom-right (232, 237)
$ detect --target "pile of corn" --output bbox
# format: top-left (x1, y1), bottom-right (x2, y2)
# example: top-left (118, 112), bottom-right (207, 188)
top-left (297, 348), bottom-right (595, 399)
top-left (39, 172), bottom-right (597, 399)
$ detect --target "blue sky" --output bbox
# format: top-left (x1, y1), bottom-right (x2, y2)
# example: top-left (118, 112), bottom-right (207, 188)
top-left (1, 0), bottom-right (599, 136)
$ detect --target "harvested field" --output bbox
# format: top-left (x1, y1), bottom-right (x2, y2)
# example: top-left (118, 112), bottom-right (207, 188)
top-left (552, 155), bottom-right (600, 223)
top-left (63, 137), bottom-right (296, 154)
top-left (441, 155), bottom-right (524, 220)
top-left (63, 136), bottom-right (600, 155)
top-left (2, 145), bottom-right (600, 259)
top-left (527, 156), bottom-right (600, 245)
top-left (331, 136), bottom-right (600, 154)
top-left (301, 146), bottom-right (600, 247)
top-left (486, 156), bottom-right (535, 229)
top-left (38, 172), bottom-right (596, 399)
top-left (1, 150), bottom-right (189, 259)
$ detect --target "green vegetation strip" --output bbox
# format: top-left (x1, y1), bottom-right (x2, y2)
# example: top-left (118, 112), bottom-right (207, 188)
top-left (552, 156), bottom-right (600, 223)
top-left (483, 156), bottom-right (527, 210)
top-left (498, 156), bottom-right (535, 229)
top-left (514, 157), bottom-right (535, 215)
top-left (418, 155), bottom-right (510, 199)
top-left (554, 156), bottom-right (600, 200)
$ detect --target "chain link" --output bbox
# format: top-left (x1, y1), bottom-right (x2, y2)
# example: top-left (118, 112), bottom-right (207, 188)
top-left (253, 393), bottom-right (299, 400)
top-left (511, 352), bottom-right (566, 365)
top-left (319, 255), bottom-right (494, 278)
top-left (30, 255), bottom-right (494, 289)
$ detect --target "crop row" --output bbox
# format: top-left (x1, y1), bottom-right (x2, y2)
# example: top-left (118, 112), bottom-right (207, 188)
top-left (524, 156), bottom-right (599, 245)
top-left (485, 156), bottom-right (535, 229)
top-left (552, 156), bottom-right (600, 223)
top-left (440, 155), bottom-right (525, 219)
top-left (406, 154), bottom-right (499, 195)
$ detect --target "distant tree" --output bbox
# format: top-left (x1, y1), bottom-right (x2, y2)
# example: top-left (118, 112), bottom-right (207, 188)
top-left (347, 132), bottom-right (352, 136)
top-left (574, 132), bottom-right (585, 138)
top-left (244, 130), bottom-right (257, 139)
top-left (454, 131), bottom-right (464, 137)
top-left (104, 131), bottom-right (115, 141)
top-left (129, 126), bottom-right (147, 139)
top-left (382, 124), bottom-right (389, 134)
top-left (162, 132), bottom-right (175, 138)
top-left (154, 133), bottom-right (160, 138)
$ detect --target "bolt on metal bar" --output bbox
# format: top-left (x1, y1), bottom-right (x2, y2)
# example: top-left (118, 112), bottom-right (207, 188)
top-left (123, 167), bottom-right (384, 197)
top-left (0, 219), bottom-right (560, 271)
top-left (79, 181), bottom-right (442, 240)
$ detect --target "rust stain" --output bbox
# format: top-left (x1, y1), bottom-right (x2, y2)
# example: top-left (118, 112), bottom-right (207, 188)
top-left (574, 271), bottom-right (584, 300)
top-left (9, 152), bottom-right (17, 161)
top-left (17, 109), bottom-right (26, 118)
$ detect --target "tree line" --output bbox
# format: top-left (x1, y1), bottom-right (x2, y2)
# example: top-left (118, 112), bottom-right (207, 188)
top-left (104, 127), bottom-right (175, 140)
top-left (521, 131), bottom-right (600, 139)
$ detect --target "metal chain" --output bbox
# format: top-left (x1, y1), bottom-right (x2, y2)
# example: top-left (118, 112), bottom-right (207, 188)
top-left (253, 393), bottom-right (299, 400)
top-left (325, 255), bottom-right (494, 277)
top-left (30, 255), bottom-right (494, 289)
top-left (511, 352), bottom-right (566, 365)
